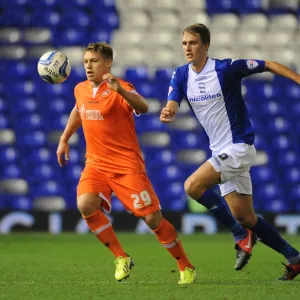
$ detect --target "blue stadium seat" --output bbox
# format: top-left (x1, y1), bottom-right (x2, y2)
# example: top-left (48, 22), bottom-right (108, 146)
top-left (124, 67), bottom-right (149, 82)
top-left (285, 82), bottom-right (300, 102)
top-left (47, 97), bottom-right (72, 115)
top-left (155, 68), bottom-right (174, 81)
top-left (11, 97), bottom-right (38, 115)
top-left (271, 134), bottom-right (295, 152)
top-left (145, 149), bottom-right (176, 167)
top-left (171, 132), bottom-right (204, 149)
top-left (15, 113), bottom-right (45, 132)
top-left (26, 163), bottom-right (62, 183)
top-left (261, 101), bottom-right (285, 118)
top-left (91, 11), bottom-right (119, 30)
top-left (50, 114), bottom-right (69, 130)
top-left (162, 182), bottom-right (185, 198)
top-left (0, 114), bottom-right (9, 128)
top-left (9, 195), bottom-right (33, 211)
top-left (53, 28), bottom-right (88, 46)
top-left (61, 10), bottom-right (90, 28)
top-left (0, 97), bottom-right (7, 113)
top-left (30, 180), bottom-right (66, 197)
top-left (17, 131), bottom-right (46, 147)
top-left (64, 164), bottom-right (83, 184)
top-left (4, 81), bottom-right (36, 98)
top-left (275, 150), bottom-right (300, 169)
top-left (266, 117), bottom-right (291, 134)
top-left (261, 198), bottom-right (292, 213)
top-left (148, 165), bottom-right (183, 184)
top-left (237, 0), bottom-right (267, 13)
top-left (142, 115), bottom-right (170, 132)
top-left (283, 168), bottom-right (300, 185)
top-left (111, 195), bottom-right (126, 212)
top-left (6, 62), bottom-right (35, 81)
top-left (257, 183), bottom-right (284, 201)
top-left (0, 164), bottom-right (22, 179)
top-left (251, 166), bottom-right (276, 183)
top-left (206, 0), bottom-right (239, 13)
top-left (0, 147), bottom-right (19, 164)
top-left (89, 30), bottom-right (112, 44)
top-left (23, 147), bottom-right (53, 165)
top-left (134, 80), bottom-right (155, 98)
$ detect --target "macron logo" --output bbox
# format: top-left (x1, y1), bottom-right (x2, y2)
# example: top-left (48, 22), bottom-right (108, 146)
top-left (189, 92), bottom-right (222, 102)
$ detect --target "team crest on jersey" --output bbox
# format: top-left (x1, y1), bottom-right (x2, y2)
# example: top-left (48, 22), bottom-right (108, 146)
top-left (246, 60), bottom-right (259, 70)
top-left (101, 89), bottom-right (111, 97)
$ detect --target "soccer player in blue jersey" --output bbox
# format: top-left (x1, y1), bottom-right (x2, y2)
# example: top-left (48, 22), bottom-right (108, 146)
top-left (160, 23), bottom-right (300, 280)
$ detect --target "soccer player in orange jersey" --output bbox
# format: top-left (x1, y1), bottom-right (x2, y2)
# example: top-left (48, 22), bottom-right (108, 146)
top-left (56, 42), bottom-right (195, 284)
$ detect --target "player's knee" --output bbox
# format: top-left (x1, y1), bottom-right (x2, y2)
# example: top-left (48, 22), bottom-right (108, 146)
top-left (144, 210), bottom-right (162, 230)
top-left (236, 214), bottom-right (257, 228)
top-left (77, 194), bottom-right (99, 216)
top-left (184, 179), bottom-right (205, 199)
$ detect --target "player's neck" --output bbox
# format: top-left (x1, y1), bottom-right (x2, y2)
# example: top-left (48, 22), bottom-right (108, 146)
top-left (92, 80), bottom-right (103, 88)
top-left (191, 56), bottom-right (208, 73)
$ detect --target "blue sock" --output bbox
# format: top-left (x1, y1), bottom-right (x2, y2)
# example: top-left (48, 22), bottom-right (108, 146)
top-left (252, 217), bottom-right (300, 264)
top-left (197, 189), bottom-right (247, 242)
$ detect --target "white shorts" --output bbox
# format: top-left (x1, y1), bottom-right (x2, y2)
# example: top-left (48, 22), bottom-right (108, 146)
top-left (208, 143), bottom-right (256, 196)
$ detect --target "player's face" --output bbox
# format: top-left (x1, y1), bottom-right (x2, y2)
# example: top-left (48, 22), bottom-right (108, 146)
top-left (83, 51), bottom-right (112, 84)
top-left (182, 32), bottom-right (207, 64)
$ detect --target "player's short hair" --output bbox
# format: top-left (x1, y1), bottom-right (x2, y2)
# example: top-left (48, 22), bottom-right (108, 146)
top-left (84, 42), bottom-right (113, 61)
top-left (183, 23), bottom-right (210, 47)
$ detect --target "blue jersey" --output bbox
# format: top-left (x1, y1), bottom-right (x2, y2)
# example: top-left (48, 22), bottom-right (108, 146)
top-left (168, 58), bottom-right (265, 154)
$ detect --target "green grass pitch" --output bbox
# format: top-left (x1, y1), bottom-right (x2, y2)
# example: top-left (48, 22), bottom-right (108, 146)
top-left (1, 233), bottom-right (300, 300)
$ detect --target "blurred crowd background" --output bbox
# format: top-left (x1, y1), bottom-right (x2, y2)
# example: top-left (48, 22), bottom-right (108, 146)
top-left (0, 0), bottom-right (300, 215)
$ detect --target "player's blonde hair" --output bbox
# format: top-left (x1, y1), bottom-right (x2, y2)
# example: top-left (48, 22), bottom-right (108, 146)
top-left (84, 42), bottom-right (113, 61)
top-left (183, 23), bottom-right (210, 47)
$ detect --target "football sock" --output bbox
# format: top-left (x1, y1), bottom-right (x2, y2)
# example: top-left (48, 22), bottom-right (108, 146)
top-left (152, 218), bottom-right (193, 271)
top-left (197, 189), bottom-right (248, 242)
top-left (251, 217), bottom-right (300, 264)
top-left (83, 210), bottom-right (127, 258)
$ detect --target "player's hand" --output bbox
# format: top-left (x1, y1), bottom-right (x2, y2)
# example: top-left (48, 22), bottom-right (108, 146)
top-left (56, 140), bottom-right (70, 167)
top-left (103, 73), bottom-right (123, 93)
top-left (160, 107), bottom-right (176, 123)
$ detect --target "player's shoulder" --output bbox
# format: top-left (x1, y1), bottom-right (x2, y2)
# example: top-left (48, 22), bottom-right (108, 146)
top-left (74, 80), bottom-right (90, 92)
top-left (172, 63), bottom-right (190, 82)
top-left (119, 78), bottom-right (135, 90)
top-left (212, 57), bottom-right (234, 69)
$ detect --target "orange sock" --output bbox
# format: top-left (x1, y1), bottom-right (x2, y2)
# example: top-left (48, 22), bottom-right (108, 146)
top-left (83, 210), bottom-right (127, 258)
top-left (152, 218), bottom-right (193, 271)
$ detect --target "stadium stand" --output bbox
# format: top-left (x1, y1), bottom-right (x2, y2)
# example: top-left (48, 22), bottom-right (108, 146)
top-left (0, 0), bottom-right (299, 213)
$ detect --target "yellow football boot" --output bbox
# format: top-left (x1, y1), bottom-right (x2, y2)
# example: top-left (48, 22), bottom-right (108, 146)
top-left (114, 256), bottom-right (134, 282)
top-left (178, 267), bottom-right (196, 284)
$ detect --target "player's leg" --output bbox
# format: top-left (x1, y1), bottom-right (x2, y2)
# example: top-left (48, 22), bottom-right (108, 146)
top-left (110, 173), bottom-right (195, 284)
top-left (184, 161), bottom-right (249, 246)
top-left (225, 191), bottom-right (300, 280)
top-left (77, 168), bottom-right (133, 281)
top-left (142, 210), bottom-right (196, 284)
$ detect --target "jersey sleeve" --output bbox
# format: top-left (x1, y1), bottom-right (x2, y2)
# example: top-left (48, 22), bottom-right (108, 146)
top-left (229, 59), bottom-right (265, 78)
top-left (74, 85), bottom-right (79, 111)
top-left (167, 70), bottom-right (184, 105)
top-left (119, 80), bottom-right (141, 115)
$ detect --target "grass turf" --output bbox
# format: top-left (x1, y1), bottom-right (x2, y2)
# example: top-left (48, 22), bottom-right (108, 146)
top-left (1, 233), bottom-right (300, 300)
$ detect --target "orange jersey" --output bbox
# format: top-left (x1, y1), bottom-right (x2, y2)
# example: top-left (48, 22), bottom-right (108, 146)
top-left (74, 79), bottom-right (146, 174)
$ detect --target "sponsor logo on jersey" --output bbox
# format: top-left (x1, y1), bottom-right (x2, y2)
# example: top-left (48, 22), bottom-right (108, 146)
top-left (246, 60), bottom-right (259, 70)
top-left (79, 104), bottom-right (104, 120)
top-left (188, 92), bottom-right (222, 102)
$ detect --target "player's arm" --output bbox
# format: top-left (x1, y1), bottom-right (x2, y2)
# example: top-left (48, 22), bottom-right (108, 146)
top-left (160, 100), bottom-right (179, 123)
top-left (264, 61), bottom-right (300, 84)
top-left (160, 69), bottom-right (183, 123)
top-left (57, 107), bottom-right (82, 167)
top-left (103, 73), bottom-right (148, 113)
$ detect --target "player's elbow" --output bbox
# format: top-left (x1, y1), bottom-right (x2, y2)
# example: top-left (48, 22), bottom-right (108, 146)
top-left (139, 102), bottom-right (149, 114)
